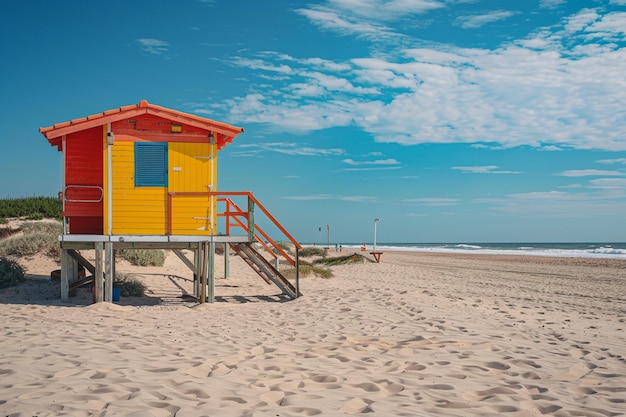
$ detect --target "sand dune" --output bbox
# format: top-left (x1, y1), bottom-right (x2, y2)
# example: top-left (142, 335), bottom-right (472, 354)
top-left (1, 250), bottom-right (625, 416)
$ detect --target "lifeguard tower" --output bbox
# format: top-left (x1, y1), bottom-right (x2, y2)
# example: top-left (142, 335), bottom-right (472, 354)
top-left (40, 100), bottom-right (301, 303)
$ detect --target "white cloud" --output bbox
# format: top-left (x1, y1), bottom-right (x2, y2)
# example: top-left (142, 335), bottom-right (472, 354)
top-left (342, 166), bottom-right (402, 171)
top-left (282, 194), bottom-right (375, 202)
top-left (220, 7), bottom-right (626, 151)
top-left (326, 0), bottom-right (444, 20)
top-left (342, 158), bottom-right (400, 165)
top-left (559, 169), bottom-right (625, 177)
top-left (486, 186), bottom-right (626, 217)
top-left (297, 0), bottom-right (443, 26)
top-left (454, 11), bottom-right (517, 29)
top-left (294, 0), bottom-right (444, 41)
top-left (237, 142), bottom-right (344, 157)
top-left (295, 7), bottom-right (394, 40)
top-left (540, 0), bottom-right (566, 8)
top-left (589, 178), bottom-right (626, 189)
top-left (136, 38), bottom-right (169, 55)
top-left (453, 165), bottom-right (520, 174)
top-left (404, 197), bottom-right (460, 206)
top-left (598, 158), bottom-right (626, 165)
top-left (229, 57), bottom-right (293, 74)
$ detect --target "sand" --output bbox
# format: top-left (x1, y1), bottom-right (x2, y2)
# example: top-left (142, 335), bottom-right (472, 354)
top-left (1, 247), bottom-right (625, 417)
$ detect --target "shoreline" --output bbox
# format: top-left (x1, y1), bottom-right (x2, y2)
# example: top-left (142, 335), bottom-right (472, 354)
top-left (331, 242), bottom-right (626, 260)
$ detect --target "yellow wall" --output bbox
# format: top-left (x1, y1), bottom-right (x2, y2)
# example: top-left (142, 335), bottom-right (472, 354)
top-left (168, 142), bottom-right (217, 235)
top-left (104, 140), bottom-right (218, 236)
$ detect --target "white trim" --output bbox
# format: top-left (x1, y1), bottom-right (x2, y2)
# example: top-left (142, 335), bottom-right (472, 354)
top-left (107, 123), bottom-right (113, 235)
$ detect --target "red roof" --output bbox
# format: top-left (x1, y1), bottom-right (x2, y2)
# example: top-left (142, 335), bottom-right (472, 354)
top-left (40, 99), bottom-right (244, 150)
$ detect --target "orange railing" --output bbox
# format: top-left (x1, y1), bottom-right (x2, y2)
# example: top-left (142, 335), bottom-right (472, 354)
top-left (167, 191), bottom-right (302, 266)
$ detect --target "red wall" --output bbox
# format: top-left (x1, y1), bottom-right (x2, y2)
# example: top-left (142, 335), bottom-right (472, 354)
top-left (64, 126), bottom-right (104, 234)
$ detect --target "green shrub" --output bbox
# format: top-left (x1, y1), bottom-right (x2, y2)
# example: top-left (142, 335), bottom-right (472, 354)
top-left (281, 259), bottom-right (333, 279)
top-left (0, 232), bottom-right (60, 259)
top-left (118, 249), bottom-right (165, 266)
top-left (0, 257), bottom-right (26, 289)
top-left (274, 241), bottom-right (295, 256)
top-left (314, 253), bottom-right (373, 266)
top-left (0, 196), bottom-right (62, 219)
top-left (19, 221), bottom-right (63, 235)
top-left (114, 273), bottom-right (147, 297)
top-left (300, 246), bottom-right (327, 257)
top-left (0, 217), bottom-right (7, 225)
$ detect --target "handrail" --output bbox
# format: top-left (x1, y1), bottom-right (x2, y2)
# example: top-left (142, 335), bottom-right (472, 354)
top-left (219, 198), bottom-right (296, 266)
top-left (167, 191), bottom-right (301, 266)
top-left (64, 185), bottom-right (104, 203)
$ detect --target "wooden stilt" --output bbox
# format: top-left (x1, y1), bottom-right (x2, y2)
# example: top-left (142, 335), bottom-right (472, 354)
top-left (60, 249), bottom-right (75, 302)
top-left (295, 247), bottom-right (300, 298)
top-left (200, 242), bottom-right (207, 304)
top-left (194, 243), bottom-right (201, 299)
top-left (208, 240), bottom-right (215, 303)
top-left (224, 243), bottom-right (229, 279)
top-left (104, 242), bottom-right (113, 302)
top-left (94, 242), bottom-right (103, 303)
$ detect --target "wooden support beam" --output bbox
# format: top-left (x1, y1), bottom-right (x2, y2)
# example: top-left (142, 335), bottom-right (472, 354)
top-left (208, 241), bottom-right (215, 303)
top-left (61, 249), bottom-right (72, 302)
top-left (104, 242), bottom-right (113, 302)
top-left (172, 249), bottom-right (196, 272)
top-left (67, 249), bottom-right (95, 275)
top-left (200, 242), bottom-right (207, 304)
top-left (224, 243), bottom-right (229, 279)
top-left (94, 242), bottom-right (104, 303)
top-left (193, 244), bottom-right (200, 298)
top-left (295, 247), bottom-right (300, 298)
top-left (248, 198), bottom-right (255, 241)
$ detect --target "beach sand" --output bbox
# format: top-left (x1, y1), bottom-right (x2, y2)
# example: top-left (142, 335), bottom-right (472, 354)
top-left (1, 249), bottom-right (625, 417)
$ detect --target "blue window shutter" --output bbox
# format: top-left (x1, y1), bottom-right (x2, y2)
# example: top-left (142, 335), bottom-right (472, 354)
top-left (135, 143), bottom-right (167, 187)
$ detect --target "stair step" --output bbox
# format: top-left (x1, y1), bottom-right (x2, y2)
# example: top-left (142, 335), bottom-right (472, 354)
top-left (230, 243), bottom-right (300, 299)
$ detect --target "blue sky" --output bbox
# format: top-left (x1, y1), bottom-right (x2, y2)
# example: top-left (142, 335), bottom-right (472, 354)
top-left (1, 0), bottom-right (626, 243)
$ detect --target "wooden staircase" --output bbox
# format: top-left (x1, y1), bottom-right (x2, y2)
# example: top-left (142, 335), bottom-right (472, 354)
top-left (230, 242), bottom-right (300, 299)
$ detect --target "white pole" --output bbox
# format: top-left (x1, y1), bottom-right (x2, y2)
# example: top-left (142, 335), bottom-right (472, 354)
top-left (326, 224), bottom-right (330, 249)
top-left (373, 218), bottom-right (380, 251)
top-left (107, 124), bottom-right (113, 236)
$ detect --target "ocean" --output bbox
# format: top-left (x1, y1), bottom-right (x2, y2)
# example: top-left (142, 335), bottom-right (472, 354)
top-left (337, 242), bottom-right (626, 259)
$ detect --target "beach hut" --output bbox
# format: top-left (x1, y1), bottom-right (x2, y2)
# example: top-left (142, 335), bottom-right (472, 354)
top-left (40, 100), bottom-right (301, 303)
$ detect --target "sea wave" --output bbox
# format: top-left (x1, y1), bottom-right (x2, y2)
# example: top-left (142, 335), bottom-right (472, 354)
top-left (338, 243), bottom-right (626, 259)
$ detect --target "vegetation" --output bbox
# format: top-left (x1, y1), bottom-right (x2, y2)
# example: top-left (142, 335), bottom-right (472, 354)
top-left (0, 226), bottom-right (19, 239)
top-left (300, 246), bottom-right (328, 257)
top-left (274, 241), bottom-right (295, 256)
top-left (0, 221), bottom-right (63, 259)
top-left (114, 273), bottom-right (147, 297)
top-left (0, 257), bottom-right (26, 289)
top-left (280, 258), bottom-right (333, 279)
top-left (315, 253), bottom-right (374, 266)
top-left (0, 196), bottom-right (62, 220)
top-left (20, 220), bottom-right (63, 235)
top-left (118, 249), bottom-right (166, 267)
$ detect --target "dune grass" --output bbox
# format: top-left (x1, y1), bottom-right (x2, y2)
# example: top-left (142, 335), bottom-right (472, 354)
top-left (0, 221), bottom-right (63, 259)
top-left (118, 249), bottom-right (166, 267)
top-left (314, 253), bottom-right (374, 266)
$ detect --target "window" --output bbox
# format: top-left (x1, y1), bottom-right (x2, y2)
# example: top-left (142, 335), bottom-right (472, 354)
top-left (135, 142), bottom-right (167, 187)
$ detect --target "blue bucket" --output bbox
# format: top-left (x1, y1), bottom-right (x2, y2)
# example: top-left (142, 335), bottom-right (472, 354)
top-left (112, 287), bottom-right (121, 302)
